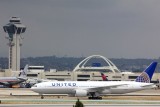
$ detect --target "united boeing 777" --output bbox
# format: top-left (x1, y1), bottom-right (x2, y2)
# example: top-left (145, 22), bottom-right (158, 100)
top-left (31, 62), bottom-right (157, 99)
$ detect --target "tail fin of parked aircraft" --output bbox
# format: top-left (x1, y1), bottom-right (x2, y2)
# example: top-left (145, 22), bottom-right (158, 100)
top-left (101, 73), bottom-right (108, 81)
top-left (135, 62), bottom-right (157, 83)
top-left (19, 64), bottom-right (29, 78)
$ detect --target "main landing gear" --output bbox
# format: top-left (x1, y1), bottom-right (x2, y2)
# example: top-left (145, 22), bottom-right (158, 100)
top-left (88, 92), bottom-right (102, 100)
top-left (88, 96), bottom-right (102, 100)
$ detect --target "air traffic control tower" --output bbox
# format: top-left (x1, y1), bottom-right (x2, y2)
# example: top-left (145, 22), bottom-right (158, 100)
top-left (3, 17), bottom-right (26, 71)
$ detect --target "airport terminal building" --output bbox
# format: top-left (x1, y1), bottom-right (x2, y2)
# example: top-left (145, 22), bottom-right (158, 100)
top-left (0, 55), bottom-right (159, 84)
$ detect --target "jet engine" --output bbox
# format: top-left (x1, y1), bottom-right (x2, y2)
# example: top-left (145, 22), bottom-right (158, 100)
top-left (101, 89), bottom-right (111, 94)
top-left (75, 89), bottom-right (88, 97)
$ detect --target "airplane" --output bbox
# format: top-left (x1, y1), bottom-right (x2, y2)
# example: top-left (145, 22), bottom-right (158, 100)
top-left (0, 64), bottom-right (28, 88)
top-left (31, 62), bottom-right (157, 99)
top-left (101, 73), bottom-right (108, 81)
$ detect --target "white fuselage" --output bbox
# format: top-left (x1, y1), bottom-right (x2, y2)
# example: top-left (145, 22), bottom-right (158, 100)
top-left (31, 81), bottom-right (156, 96)
top-left (0, 77), bottom-right (26, 85)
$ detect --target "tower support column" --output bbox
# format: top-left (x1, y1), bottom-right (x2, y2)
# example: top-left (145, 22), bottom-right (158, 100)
top-left (3, 17), bottom-right (26, 71)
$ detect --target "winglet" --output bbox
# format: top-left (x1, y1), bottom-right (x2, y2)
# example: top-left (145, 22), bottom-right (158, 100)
top-left (135, 62), bottom-right (157, 83)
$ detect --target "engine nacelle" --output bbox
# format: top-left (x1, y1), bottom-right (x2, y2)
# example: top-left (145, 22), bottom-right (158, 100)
top-left (101, 89), bottom-right (111, 94)
top-left (75, 89), bottom-right (88, 97)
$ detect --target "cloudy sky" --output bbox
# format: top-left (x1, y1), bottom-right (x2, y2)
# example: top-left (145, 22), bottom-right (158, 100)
top-left (0, 0), bottom-right (160, 58)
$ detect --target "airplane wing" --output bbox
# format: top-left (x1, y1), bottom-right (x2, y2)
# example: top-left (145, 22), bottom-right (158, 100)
top-left (86, 84), bottom-right (128, 92)
top-left (141, 84), bottom-right (156, 88)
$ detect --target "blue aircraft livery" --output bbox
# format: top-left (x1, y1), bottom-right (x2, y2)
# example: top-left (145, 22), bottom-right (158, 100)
top-left (52, 83), bottom-right (77, 87)
top-left (135, 72), bottom-right (150, 83)
top-left (135, 62), bottom-right (157, 83)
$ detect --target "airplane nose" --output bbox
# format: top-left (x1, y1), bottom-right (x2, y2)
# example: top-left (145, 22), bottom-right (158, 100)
top-left (30, 84), bottom-right (38, 91)
top-left (30, 87), bottom-right (33, 90)
top-left (30, 87), bottom-right (37, 92)
top-left (30, 86), bottom-right (36, 90)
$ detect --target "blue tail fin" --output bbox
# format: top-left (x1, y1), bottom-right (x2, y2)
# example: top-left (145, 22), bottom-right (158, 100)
top-left (135, 62), bottom-right (157, 83)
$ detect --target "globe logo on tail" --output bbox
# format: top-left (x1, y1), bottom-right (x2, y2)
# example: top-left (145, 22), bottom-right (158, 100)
top-left (135, 72), bottom-right (150, 83)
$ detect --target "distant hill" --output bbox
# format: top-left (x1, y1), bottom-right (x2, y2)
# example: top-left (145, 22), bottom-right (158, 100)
top-left (0, 56), bottom-right (160, 72)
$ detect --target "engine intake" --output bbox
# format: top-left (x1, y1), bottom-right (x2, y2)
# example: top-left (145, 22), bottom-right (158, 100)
top-left (75, 89), bottom-right (88, 97)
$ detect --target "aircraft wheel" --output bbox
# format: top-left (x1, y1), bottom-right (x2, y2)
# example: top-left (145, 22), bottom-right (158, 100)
top-left (41, 95), bottom-right (44, 99)
top-left (88, 96), bottom-right (102, 100)
top-left (94, 97), bottom-right (102, 100)
top-left (88, 97), bottom-right (92, 99)
top-left (98, 97), bottom-right (102, 100)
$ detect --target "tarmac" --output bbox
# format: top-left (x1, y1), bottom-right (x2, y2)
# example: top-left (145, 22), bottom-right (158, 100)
top-left (1, 104), bottom-right (160, 107)
top-left (0, 88), bottom-right (160, 104)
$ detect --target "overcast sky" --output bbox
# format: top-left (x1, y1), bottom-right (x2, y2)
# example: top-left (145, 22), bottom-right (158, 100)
top-left (0, 0), bottom-right (160, 58)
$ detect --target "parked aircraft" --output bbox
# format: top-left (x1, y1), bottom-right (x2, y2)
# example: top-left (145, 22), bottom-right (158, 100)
top-left (31, 62), bottom-right (157, 99)
top-left (101, 73), bottom-right (108, 81)
top-left (0, 64), bottom-right (28, 88)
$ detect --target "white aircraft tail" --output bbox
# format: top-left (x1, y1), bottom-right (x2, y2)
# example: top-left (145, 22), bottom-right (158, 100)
top-left (19, 64), bottom-right (29, 78)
